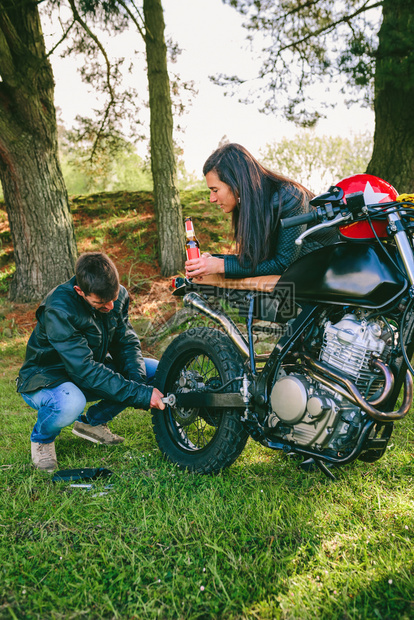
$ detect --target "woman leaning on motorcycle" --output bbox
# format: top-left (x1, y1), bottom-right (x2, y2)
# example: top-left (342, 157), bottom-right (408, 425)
top-left (185, 142), bottom-right (337, 279)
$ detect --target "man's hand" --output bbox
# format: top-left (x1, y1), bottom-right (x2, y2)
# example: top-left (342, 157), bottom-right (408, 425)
top-left (150, 387), bottom-right (165, 410)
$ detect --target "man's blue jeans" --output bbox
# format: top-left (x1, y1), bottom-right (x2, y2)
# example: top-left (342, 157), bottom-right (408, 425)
top-left (21, 358), bottom-right (158, 444)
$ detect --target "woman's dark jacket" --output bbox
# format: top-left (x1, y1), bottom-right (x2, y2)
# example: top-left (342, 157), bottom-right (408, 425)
top-left (17, 276), bottom-right (153, 410)
top-left (223, 183), bottom-right (337, 278)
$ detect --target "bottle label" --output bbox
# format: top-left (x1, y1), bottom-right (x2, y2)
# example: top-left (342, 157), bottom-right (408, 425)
top-left (186, 247), bottom-right (200, 260)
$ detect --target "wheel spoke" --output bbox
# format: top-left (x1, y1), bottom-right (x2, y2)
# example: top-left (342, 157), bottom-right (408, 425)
top-left (166, 352), bottom-right (222, 452)
top-left (152, 326), bottom-right (248, 473)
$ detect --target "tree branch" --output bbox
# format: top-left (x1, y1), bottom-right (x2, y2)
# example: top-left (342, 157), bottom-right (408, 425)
top-left (46, 18), bottom-right (76, 58)
top-left (276, 1), bottom-right (383, 55)
top-left (68, 0), bottom-right (115, 103)
top-left (67, 0), bottom-right (116, 159)
top-left (258, 0), bottom-right (321, 28)
top-left (116, 0), bottom-right (152, 41)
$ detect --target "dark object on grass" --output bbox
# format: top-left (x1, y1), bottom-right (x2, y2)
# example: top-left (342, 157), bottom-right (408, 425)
top-left (52, 467), bottom-right (113, 483)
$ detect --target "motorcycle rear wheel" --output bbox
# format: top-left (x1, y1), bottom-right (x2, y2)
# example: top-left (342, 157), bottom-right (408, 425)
top-left (152, 327), bottom-right (248, 474)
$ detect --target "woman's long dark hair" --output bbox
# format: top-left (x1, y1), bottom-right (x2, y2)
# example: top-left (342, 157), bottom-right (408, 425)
top-left (203, 143), bottom-right (313, 270)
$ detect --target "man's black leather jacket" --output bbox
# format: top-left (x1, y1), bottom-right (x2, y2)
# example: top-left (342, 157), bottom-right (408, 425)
top-left (17, 276), bottom-right (153, 410)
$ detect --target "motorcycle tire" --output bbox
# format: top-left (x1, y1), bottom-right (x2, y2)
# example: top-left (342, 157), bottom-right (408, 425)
top-left (151, 326), bottom-right (248, 474)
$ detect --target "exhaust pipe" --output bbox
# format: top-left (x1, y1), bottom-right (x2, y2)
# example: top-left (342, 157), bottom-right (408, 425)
top-left (183, 292), bottom-right (250, 359)
top-left (304, 355), bottom-right (413, 422)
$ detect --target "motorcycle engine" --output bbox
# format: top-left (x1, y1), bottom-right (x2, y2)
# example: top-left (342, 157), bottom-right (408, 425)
top-left (269, 314), bottom-right (388, 452)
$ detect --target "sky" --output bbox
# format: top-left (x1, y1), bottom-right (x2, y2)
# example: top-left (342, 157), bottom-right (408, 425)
top-left (45, 0), bottom-right (375, 177)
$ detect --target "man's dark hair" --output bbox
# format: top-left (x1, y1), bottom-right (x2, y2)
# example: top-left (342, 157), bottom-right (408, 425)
top-left (75, 252), bottom-right (120, 302)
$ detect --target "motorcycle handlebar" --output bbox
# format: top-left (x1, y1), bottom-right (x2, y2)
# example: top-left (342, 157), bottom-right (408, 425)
top-left (280, 210), bottom-right (319, 229)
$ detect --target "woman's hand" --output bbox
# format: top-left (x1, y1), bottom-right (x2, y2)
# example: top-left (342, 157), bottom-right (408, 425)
top-left (185, 253), bottom-right (225, 278)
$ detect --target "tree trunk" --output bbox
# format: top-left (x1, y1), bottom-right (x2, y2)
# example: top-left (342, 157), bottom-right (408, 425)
top-left (143, 0), bottom-right (185, 276)
top-left (366, 0), bottom-right (414, 193)
top-left (0, 1), bottom-right (77, 302)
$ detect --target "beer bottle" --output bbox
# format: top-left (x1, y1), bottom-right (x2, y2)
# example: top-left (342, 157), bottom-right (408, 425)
top-left (185, 217), bottom-right (201, 261)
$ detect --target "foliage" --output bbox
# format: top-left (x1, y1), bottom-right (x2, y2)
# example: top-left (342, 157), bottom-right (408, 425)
top-left (218, 0), bottom-right (384, 125)
top-left (58, 119), bottom-right (202, 195)
top-left (60, 129), bottom-right (154, 194)
top-left (0, 264), bottom-right (16, 295)
top-left (43, 1), bottom-right (141, 157)
top-left (260, 131), bottom-right (373, 194)
top-left (44, 0), bottom-right (195, 164)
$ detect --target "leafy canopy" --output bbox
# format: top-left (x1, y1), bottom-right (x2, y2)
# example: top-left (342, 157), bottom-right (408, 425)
top-left (217, 0), bottom-right (383, 126)
top-left (43, 0), bottom-right (194, 161)
top-left (260, 131), bottom-right (373, 194)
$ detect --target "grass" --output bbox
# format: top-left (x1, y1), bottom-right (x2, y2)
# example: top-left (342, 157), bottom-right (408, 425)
top-left (1, 351), bottom-right (414, 620)
top-left (1, 368), bottom-right (414, 619)
top-left (1, 191), bottom-right (414, 618)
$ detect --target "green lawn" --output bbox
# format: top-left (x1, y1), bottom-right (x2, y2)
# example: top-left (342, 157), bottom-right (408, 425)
top-left (0, 191), bottom-right (413, 618)
top-left (1, 334), bottom-right (414, 619)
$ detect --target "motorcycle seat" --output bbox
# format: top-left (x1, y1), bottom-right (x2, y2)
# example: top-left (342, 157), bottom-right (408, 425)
top-left (193, 274), bottom-right (281, 292)
top-left (173, 274), bottom-right (294, 322)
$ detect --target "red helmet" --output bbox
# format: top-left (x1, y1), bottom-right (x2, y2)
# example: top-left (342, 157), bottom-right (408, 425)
top-left (336, 173), bottom-right (398, 205)
top-left (337, 174), bottom-right (398, 240)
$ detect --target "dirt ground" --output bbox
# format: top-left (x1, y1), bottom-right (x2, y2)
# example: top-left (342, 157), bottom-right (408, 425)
top-left (0, 195), bottom-right (183, 352)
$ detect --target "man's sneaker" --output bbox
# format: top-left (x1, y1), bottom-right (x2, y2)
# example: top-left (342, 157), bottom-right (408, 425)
top-left (72, 421), bottom-right (125, 445)
top-left (31, 441), bottom-right (58, 472)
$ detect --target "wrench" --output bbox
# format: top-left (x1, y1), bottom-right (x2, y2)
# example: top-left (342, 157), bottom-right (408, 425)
top-left (161, 393), bottom-right (176, 407)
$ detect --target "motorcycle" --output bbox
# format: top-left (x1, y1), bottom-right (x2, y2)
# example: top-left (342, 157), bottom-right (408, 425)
top-left (151, 174), bottom-right (414, 480)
